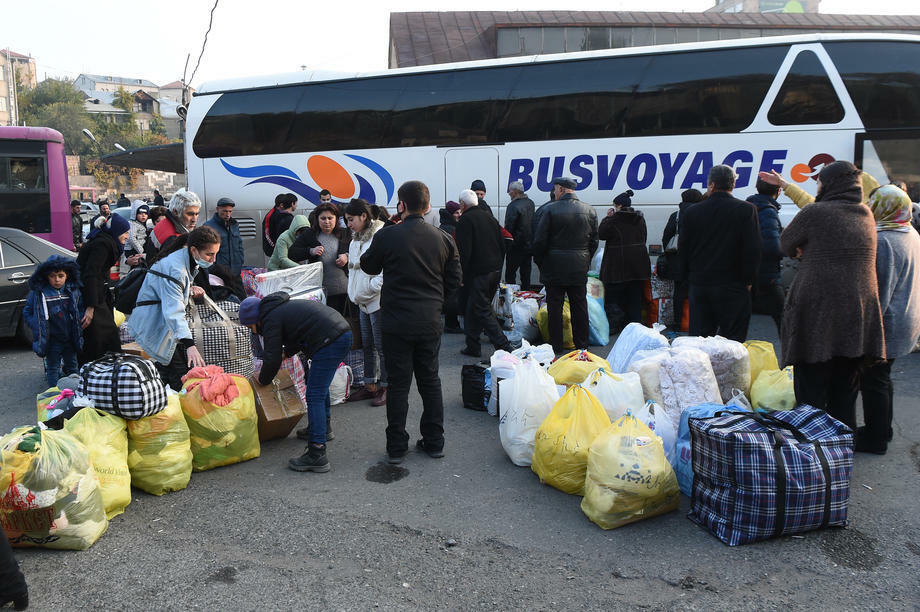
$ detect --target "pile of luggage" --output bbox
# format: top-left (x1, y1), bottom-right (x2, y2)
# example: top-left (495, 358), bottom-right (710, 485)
top-left (474, 324), bottom-right (854, 545)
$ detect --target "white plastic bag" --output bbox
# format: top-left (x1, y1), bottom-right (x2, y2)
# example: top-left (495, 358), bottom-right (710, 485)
top-left (498, 358), bottom-right (560, 466)
top-left (627, 348), bottom-right (672, 406)
top-left (657, 347), bottom-right (722, 430)
top-left (589, 247), bottom-right (604, 276)
top-left (581, 368), bottom-right (645, 423)
top-left (672, 336), bottom-right (750, 403)
top-left (511, 298), bottom-right (541, 343)
top-left (511, 340), bottom-right (555, 369)
top-left (488, 350), bottom-right (520, 416)
top-left (329, 363), bottom-right (353, 405)
top-left (634, 400), bottom-right (677, 465)
top-left (607, 323), bottom-right (670, 373)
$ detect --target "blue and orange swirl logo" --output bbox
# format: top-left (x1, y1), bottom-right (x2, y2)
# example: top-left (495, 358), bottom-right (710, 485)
top-left (220, 154), bottom-right (395, 205)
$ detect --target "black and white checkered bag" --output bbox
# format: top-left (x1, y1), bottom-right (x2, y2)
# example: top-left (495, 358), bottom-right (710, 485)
top-left (187, 294), bottom-right (254, 378)
top-left (79, 353), bottom-right (168, 419)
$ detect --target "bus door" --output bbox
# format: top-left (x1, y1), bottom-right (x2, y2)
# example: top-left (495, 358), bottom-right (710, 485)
top-left (855, 130), bottom-right (920, 203)
top-left (444, 147), bottom-right (500, 220)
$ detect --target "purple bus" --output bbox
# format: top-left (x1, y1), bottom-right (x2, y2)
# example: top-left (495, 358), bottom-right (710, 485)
top-left (0, 126), bottom-right (74, 250)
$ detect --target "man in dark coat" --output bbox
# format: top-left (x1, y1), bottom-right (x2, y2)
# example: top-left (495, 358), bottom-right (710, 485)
top-left (203, 197), bottom-right (245, 276)
top-left (470, 179), bottom-right (494, 216)
top-left (504, 180), bottom-right (534, 289)
top-left (678, 165), bottom-right (762, 342)
top-left (746, 178), bottom-right (785, 335)
top-left (71, 200), bottom-right (84, 251)
top-left (659, 189), bottom-right (703, 330)
top-left (532, 176), bottom-right (599, 353)
top-left (455, 189), bottom-right (512, 357)
top-left (153, 189), bottom-right (164, 207)
top-left (599, 190), bottom-right (650, 331)
top-left (239, 292), bottom-right (352, 473)
top-left (361, 180), bottom-right (462, 464)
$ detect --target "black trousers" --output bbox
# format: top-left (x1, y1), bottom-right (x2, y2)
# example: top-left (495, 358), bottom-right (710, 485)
top-left (604, 280), bottom-right (644, 331)
top-left (793, 357), bottom-right (862, 428)
top-left (688, 282), bottom-right (751, 342)
top-left (752, 280), bottom-right (784, 336)
top-left (382, 332), bottom-right (445, 455)
top-left (0, 528), bottom-right (27, 601)
top-left (672, 280), bottom-right (689, 331)
top-left (79, 302), bottom-right (121, 365)
top-left (461, 270), bottom-right (508, 352)
top-left (859, 358), bottom-right (895, 449)
top-left (505, 247), bottom-right (532, 290)
top-left (545, 283), bottom-right (589, 352)
top-left (156, 344), bottom-right (190, 392)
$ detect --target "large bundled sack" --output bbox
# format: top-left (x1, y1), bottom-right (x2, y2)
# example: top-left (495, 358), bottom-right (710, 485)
top-left (547, 350), bottom-right (610, 386)
top-left (126, 394), bottom-right (193, 495)
top-left (536, 301), bottom-right (574, 350)
top-left (672, 336), bottom-right (750, 403)
top-left (657, 347), bottom-right (722, 431)
top-left (743, 340), bottom-right (779, 393)
top-left (627, 348), bottom-right (671, 405)
top-left (63, 408), bottom-right (131, 519)
top-left (674, 402), bottom-right (747, 495)
top-left (532, 385), bottom-right (611, 495)
top-left (688, 408), bottom-right (854, 546)
top-left (187, 294), bottom-right (254, 378)
top-left (498, 358), bottom-right (560, 466)
top-left (751, 367), bottom-right (796, 412)
top-left (581, 368), bottom-right (644, 422)
top-left (0, 427), bottom-right (108, 550)
top-left (581, 413), bottom-right (680, 529)
top-left (608, 323), bottom-right (669, 373)
top-left (79, 353), bottom-right (168, 419)
top-left (180, 366), bottom-right (261, 472)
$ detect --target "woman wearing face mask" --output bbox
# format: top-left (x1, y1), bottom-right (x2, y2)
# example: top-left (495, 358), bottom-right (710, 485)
top-left (77, 213), bottom-right (132, 363)
top-left (128, 226), bottom-right (220, 390)
top-left (288, 203), bottom-right (352, 314)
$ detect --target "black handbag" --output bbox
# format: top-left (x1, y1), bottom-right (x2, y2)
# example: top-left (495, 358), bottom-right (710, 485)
top-left (461, 364), bottom-right (487, 411)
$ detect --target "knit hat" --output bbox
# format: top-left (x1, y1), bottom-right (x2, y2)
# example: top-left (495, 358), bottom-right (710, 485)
top-left (135, 204), bottom-right (149, 217)
top-left (613, 190), bottom-right (634, 207)
top-left (444, 200), bottom-right (461, 214)
top-left (470, 179), bottom-right (486, 192)
top-left (238, 297), bottom-right (261, 326)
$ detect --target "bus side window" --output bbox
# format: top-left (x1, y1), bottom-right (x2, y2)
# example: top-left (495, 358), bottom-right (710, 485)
top-left (0, 157), bottom-right (9, 190)
top-left (767, 50), bottom-right (845, 126)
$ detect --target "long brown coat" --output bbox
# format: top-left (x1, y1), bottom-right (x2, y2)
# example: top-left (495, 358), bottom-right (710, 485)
top-left (779, 199), bottom-right (885, 366)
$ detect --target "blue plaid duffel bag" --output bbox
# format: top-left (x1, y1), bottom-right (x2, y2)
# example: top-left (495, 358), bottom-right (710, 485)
top-left (687, 407), bottom-right (854, 546)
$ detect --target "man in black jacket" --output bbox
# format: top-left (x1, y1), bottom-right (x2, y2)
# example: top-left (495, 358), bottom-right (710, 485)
top-left (532, 177), bottom-right (599, 353)
top-left (678, 165), bottom-right (762, 342)
top-left (71, 200), bottom-right (83, 251)
top-left (361, 180), bottom-right (462, 464)
top-left (239, 292), bottom-right (352, 473)
top-left (455, 188), bottom-right (512, 357)
top-left (504, 181), bottom-right (534, 289)
top-left (470, 179), bottom-right (494, 216)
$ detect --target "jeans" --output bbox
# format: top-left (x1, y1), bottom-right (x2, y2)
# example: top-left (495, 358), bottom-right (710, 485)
top-left (505, 247), bottom-right (532, 290)
top-left (461, 270), bottom-right (508, 352)
top-left (303, 331), bottom-right (352, 445)
top-left (545, 284), bottom-right (589, 352)
top-left (44, 337), bottom-right (79, 388)
top-left (793, 357), bottom-right (862, 428)
top-left (360, 309), bottom-right (387, 387)
top-left (382, 332), bottom-right (444, 455)
top-left (859, 358), bottom-right (894, 449)
top-left (688, 282), bottom-right (752, 342)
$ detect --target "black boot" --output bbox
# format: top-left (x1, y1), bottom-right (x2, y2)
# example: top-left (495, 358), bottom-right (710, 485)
top-left (296, 419), bottom-right (335, 442)
top-left (0, 529), bottom-right (28, 610)
top-left (288, 443), bottom-right (330, 473)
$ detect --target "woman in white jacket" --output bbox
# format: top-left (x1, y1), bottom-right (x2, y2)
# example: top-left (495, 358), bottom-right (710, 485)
top-left (345, 198), bottom-right (387, 406)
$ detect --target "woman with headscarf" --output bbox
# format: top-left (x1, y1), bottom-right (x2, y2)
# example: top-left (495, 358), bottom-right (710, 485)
top-left (857, 185), bottom-right (920, 454)
top-left (779, 161), bottom-right (885, 427)
top-left (77, 213), bottom-right (132, 362)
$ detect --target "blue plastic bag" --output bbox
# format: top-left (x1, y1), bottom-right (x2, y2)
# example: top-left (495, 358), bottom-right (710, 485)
top-left (587, 297), bottom-right (609, 346)
top-left (674, 402), bottom-right (748, 496)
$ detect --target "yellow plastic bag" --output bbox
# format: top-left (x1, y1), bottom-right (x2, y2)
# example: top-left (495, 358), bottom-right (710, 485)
top-left (0, 426), bottom-right (108, 550)
top-left (743, 341), bottom-right (779, 394)
top-left (532, 385), bottom-right (611, 495)
top-left (536, 301), bottom-right (574, 350)
top-left (64, 408), bottom-right (131, 519)
top-left (751, 367), bottom-right (795, 412)
top-left (113, 309), bottom-right (126, 327)
top-left (36, 387), bottom-right (61, 422)
top-left (126, 394), bottom-right (193, 495)
top-left (180, 374), bottom-right (260, 472)
top-left (547, 350), bottom-right (612, 386)
top-left (581, 414), bottom-right (680, 530)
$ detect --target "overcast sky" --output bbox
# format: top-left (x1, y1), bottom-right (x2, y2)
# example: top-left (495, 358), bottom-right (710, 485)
top-left (4, 0), bottom-right (918, 88)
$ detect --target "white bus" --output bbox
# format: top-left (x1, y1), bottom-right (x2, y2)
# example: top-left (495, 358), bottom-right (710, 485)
top-left (185, 33), bottom-right (920, 266)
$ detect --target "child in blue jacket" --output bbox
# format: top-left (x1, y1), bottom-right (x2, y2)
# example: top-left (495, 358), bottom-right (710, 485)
top-left (23, 255), bottom-right (85, 387)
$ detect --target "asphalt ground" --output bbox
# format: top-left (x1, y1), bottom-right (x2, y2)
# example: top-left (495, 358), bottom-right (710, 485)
top-left (0, 314), bottom-right (918, 610)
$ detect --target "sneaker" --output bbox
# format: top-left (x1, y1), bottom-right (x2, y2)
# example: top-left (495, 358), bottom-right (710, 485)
top-left (387, 451), bottom-right (406, 465)
top-left (460, 346), bottom-right (482, 358)
top-left (288, 444), bottom-right (330, 473)
top-left (295, 422), bottom-right (335, 442)
top-left (416, 439), bottom-right (444, 458)
top-left (371, 387), bottom-right (387, 407)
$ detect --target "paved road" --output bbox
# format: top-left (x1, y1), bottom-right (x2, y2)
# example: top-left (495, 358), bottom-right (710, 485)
top-left (1, 316), bottom-right (918, 610)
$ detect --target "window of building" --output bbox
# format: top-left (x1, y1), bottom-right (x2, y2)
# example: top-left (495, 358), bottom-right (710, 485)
top-left (497, 28), bottom-right (520, 57)
top-left (521, 28), bottom-right (542, 55)
top-left (767, 50), bottom-right (844, 125)
top-left (655, 28), bottom-right (677, 45)
top-left (587, 27), bottom-right (610, 51)
top-left (543, 27), bottom-right (566, 54)
top-left (611, 28), bottom-right (632, 49)
top-left (565, 27), bottom-right (587, 52)
top-left (0, 98), bottom-right (7, 112)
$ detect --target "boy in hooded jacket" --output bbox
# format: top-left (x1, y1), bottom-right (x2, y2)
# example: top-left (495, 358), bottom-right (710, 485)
top-left (23, 255), bottom-right (85, 387)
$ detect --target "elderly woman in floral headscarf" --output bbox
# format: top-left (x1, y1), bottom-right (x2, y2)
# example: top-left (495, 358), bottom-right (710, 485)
top-left (856, 185), bottom-right (920, 454)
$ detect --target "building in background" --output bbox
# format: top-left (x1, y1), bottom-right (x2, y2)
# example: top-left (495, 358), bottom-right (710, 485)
top-left (73, 74), bottom-right (159, 98)
top-left (707, 0), bottom-right (820, 13)
top-left (0, 49), bottom-right (37, 126)
top-left (389, 10), bottom-right (920, 68)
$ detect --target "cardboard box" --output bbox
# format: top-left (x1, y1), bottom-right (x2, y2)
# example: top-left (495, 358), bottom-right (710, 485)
top-left (249, 371), bottom-right (306, 441)
top-left (122, 342), bottom-right (150, 359)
